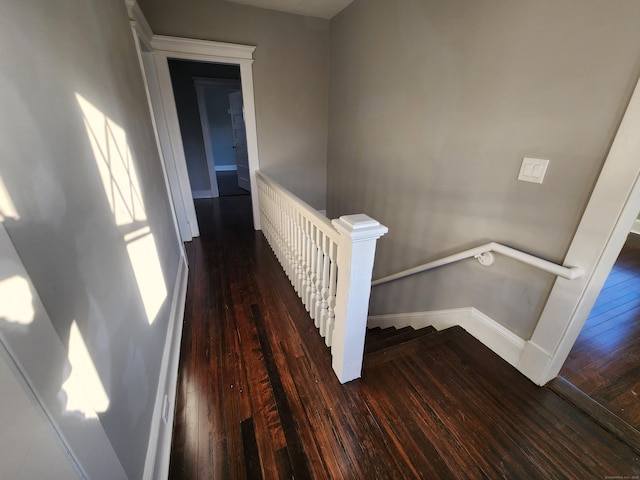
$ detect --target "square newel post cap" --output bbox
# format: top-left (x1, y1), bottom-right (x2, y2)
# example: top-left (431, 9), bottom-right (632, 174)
top-left (331, 214), bottom-right (388, 241)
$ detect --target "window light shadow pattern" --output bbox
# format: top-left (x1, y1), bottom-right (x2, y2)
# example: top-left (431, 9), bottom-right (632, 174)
top-left (60, 320), bottom-right (109, 418)
top-left (0, 175), bottom-right (19, 221)
top-left (0, 275), bottom-right (34, 326)
top-left (76, 93), bottom-right (167, 324)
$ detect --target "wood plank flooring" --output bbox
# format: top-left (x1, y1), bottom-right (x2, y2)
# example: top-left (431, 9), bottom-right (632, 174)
top-left (561, 233), bottom-right (640, 431)
top-left (216, 171), bottom-right (250, 197)
top-left (169, 195), bottom-right (640, 479)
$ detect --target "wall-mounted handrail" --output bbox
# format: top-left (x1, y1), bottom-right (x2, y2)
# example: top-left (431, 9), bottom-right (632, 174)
top-left (371, 241), bottom-right (584, 287)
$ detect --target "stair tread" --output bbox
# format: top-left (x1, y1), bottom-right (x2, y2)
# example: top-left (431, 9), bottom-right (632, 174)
top-left (363, 326), bottom-right (464, 370)
top-left (366, 326), bottom-right (415, 343)
top-left (364, 325), bottom-right (437, 354)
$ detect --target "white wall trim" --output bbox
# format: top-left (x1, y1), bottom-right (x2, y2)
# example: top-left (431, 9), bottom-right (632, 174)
top-left (192, 189), bottom-right (212, 199)
top-left (468, 308), bottom-right (527, 367)
top-left (151, 35), bottom-right (255, 62)
top-left (126, 0), bottom-right (153, 50)
top-left (0, 339), bottom-right (86, 479)
top-left (368, 307), bottom-right (526, 368)
top-left (151, 53), bottom-right (201, 238)
top-left (145, 33), bottom-right (262, 230)
top-left (192, 77), bottom-right (243, 197)
top-left (0, 225), bottom-right (127, 480)
top-left (522, 70), bottom-right (640, 386)
top-left (516, 341), bottom-right (552, 385)
top-left (216, 165), bottom-right (238, 172)
top-left (127, 3), bottom-right (263, 236)
top-left (368, 308), bottom-right (468, 331)
top-left (631, 219), bottom-right (640, 235)
top-left (143, 257), bottom-right (188, 480)
top-left (141, 50), bottom-right (193, 243)
top-left (128, 9), bottom-right (190, 246)
top-left (194, 83), bottom-right (220, 198)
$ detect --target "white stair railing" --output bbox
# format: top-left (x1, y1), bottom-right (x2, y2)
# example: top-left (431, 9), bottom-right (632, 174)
top-left (256, 171), bottom-right (387, 383)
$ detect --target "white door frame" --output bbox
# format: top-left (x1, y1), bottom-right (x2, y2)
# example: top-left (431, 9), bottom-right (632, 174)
top-left (193, 78), bottom-right (242, 198)
top-left (128, 2), bottom-right (261, 234)
top-left (128, 1), bottom-right (192, 244)
top-left (151, 36), bottom-right (261, 231)
top-left (517, 73), bottom-right (640, 385)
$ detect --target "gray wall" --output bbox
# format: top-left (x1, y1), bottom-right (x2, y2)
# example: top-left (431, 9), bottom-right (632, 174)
top-left (0, 350), bottom-right (79, 480)
top-left (327, 0), bottom-right (640, 338)
top-left (0, 0), bottom-right (182, 478)
top-left (139, 0), bottom-right (330, 208)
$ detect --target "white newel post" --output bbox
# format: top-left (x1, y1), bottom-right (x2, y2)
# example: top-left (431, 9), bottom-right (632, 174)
top-left (331, 214), bottom-right (388, 383)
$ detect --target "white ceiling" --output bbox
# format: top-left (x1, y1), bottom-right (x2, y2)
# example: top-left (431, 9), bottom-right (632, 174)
top-left (224, 0), bottom-right (354, 19)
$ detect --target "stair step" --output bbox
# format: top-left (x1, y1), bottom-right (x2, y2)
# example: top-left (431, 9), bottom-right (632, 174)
top-left (366, 326), bottom-right (415, 343)
top-left (364, 325), bottom-right (438, 355)
top-left (363, 326), bottom-right (465, 371)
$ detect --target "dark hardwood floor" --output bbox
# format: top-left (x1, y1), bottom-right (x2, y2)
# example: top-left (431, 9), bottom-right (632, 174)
top-left (216, 170), bottom-right (250, 196)
top-left (560, 233), bottom-right (640, 431)
top-left (169, 195), bottom-right (640, 479)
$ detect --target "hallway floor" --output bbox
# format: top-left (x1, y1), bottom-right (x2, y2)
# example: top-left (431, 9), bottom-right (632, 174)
top-left (169, 195), bottom-right (640, 479)
top-left (561, 233), bottom-right (640, 430)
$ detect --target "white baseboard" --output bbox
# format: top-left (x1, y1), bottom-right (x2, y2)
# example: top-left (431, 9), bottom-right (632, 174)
top-left (631, 219), bottom-right (640, 235)
top-left (368, 308), bottom-right (468, 331)
top-left (516, 341), bottom-right (552, 386)
top-left (215, 165), bottom-right (237, 172)
top-left (143, 257), bottom-right (188, 480)
top-left (368, 307), bottom-right (526, 368)
top-left (192, 189), bottom-right (212, 199)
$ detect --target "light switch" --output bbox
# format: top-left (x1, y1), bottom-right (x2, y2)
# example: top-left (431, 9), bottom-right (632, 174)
top-left (518, 157), bottom-right (549, 184)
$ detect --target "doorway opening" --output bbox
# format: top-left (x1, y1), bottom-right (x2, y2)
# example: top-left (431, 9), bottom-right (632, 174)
top-left (130, 29), bottom-right (261, 241)
top-left (558, 222), bottom-right (640, 432)
top-left (167, 59), bottom-right (250, 201)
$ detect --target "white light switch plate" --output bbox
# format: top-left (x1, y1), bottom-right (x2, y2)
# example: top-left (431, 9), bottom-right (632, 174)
top-left (518, 157), bottom-right (549, 184)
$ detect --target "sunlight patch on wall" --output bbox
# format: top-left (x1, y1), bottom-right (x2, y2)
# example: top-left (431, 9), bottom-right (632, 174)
top-left (61, 320), bottom-right (109, 418)
top-left (76, 93), bottom-right (167, 324)
top-left (124, 227), bottom-right (167, 324)
top-left (0, 276), bottom-right (34, 325)
top-left (0, 176), bottom-right (19, 221)
top-left (76, 93), bottom-right (146, 227)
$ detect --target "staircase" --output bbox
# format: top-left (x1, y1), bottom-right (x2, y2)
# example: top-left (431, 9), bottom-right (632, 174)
top-left (363, 325), bottom-right (448, 370)
top-left (365, 326), bottom-right (437, 354)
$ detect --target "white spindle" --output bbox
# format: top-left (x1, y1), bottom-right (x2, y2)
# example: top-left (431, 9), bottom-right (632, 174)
top-left (325, 241), bottom-right (337, 346)
top-left (256, 172), bottom-right (387, 383)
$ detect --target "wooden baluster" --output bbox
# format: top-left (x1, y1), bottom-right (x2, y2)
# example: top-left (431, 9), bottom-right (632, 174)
top-left (324, 240), bottom-right (337, 344)
top-left (307, 222), bottom-right (316, 320)
top-left (317, 234), bottom-right (328, 332)
top-left (304, 218), bottom-right (314, 311)
top-left (291, 209), bottom-right (298, 292)
top-left (300, 216), bottom-right (309, 309)
top-left (285, 202), bottom-right (293, 281)
top-left (310, 226), bottom-right (322, 324)
top-left (276, 192), bottom-right (284, 268)
top-left (288, 204), bottom-right (296, 284)
top-left (295, 211), bottom-right (304, 295)
top-left (257, 174), bottom-right (388, 383)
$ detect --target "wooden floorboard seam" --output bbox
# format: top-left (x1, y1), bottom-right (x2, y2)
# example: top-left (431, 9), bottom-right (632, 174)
top-left (168, 197), bottom-right (640, 479)
top-left (548, 376), bottom-right (640, 455)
